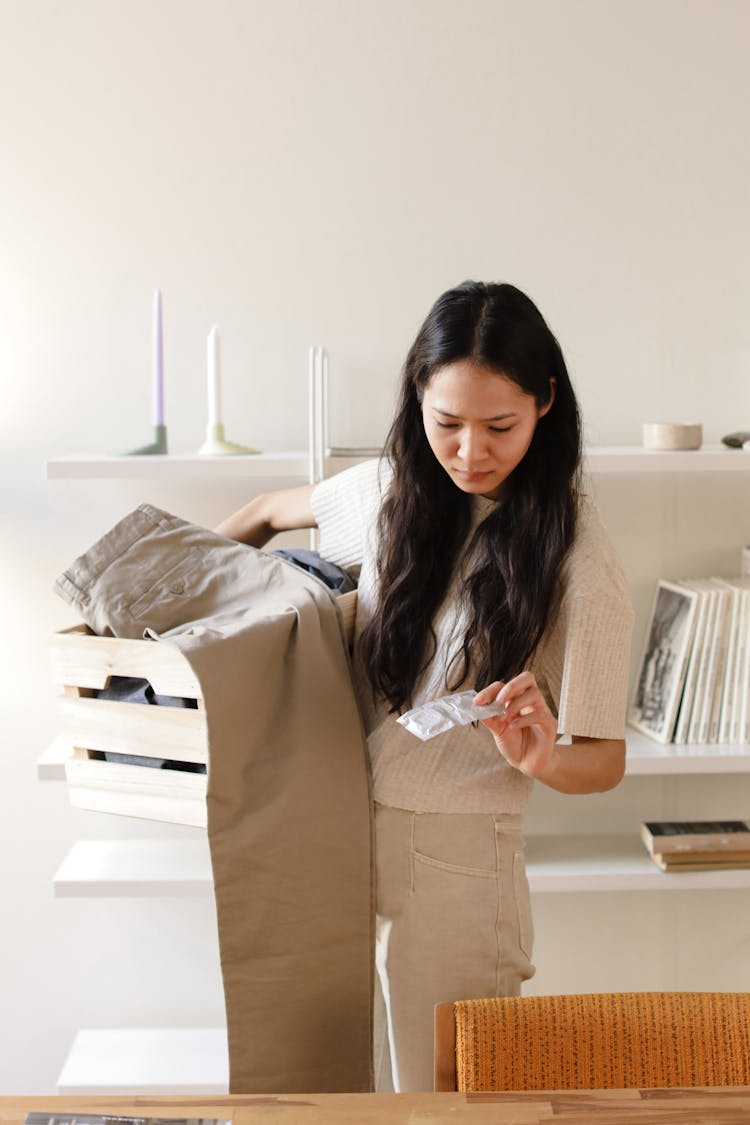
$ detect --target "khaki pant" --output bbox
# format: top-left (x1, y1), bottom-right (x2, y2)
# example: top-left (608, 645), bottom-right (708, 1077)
top-left (373, 804), bottom-right (535, 1092)
top-left (56, 504), bottom-right (374, 1093)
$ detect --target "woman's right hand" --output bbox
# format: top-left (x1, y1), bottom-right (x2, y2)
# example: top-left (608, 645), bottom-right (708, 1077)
top-left (474, 672), bottom-right (560, 781)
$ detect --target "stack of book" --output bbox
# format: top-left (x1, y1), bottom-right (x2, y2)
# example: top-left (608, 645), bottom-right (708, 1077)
top-left (629, 576), bottom-right (750, 745)
top-left (641, 819), bottom-right (750, 871)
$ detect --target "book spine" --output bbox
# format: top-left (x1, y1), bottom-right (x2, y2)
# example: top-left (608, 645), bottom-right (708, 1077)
top-left (706, 586), bottom-right (730, 743)
top-left (717, 583), bottom-right (740, 743)
top-left (730, 587), bottom-right (749, 743)
top-left (674, 585), bottom-right (706, 744)
top-left (665, 605), bottom-right (698, 743)
top-left (688, 587), bottom-right (716, 744)
top-left (739, 588), bottom-right (750, 743)
top-left (644, 832), bottom-right (750, 854)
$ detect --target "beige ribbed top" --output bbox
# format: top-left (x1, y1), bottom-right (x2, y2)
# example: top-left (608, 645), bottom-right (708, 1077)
top-left (312, 459), bottom-right (633, 814)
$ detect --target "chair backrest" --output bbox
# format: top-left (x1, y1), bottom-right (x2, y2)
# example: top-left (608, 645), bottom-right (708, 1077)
top-left (434, 992), bottom-right (750, 1092)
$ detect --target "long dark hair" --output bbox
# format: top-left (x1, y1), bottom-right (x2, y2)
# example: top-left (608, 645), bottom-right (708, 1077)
top-left (358, 280), bottom-right (582, 712)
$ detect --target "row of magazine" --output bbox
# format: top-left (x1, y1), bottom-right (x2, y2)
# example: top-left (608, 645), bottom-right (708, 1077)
top-left (23, 1117), bottom-right (229, 1125)
top-left (629, 576), bottom-right (750, 745)
top-left (23, 1118), bottom-right (228, 1125)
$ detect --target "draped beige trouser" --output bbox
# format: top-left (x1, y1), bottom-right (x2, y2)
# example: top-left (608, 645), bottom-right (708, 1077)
top-left (373, 803), bottom-right (535, 1093)
top-left (56, 503), bottom-right (374, 1093)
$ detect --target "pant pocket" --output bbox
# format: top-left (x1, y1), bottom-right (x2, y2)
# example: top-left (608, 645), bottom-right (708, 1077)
top-left (411, 850), bottom-right (496, 878)
top-left (127, 549), bottom-right (202, 620)
top-left (513, 849), bottom-right (534, 961)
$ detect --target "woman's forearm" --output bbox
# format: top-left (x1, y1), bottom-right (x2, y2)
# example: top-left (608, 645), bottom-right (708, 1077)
top-left (476, 676), bottom-right (627, 796)
top-left (536, 737), bottom-right (626, 794)
top-left (214, 493), bottom-right (276, 546)
top-left (214, 483), bottom-right (317, 547)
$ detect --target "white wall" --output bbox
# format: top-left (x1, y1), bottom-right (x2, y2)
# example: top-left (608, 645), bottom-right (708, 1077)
top-left (1, 0), bottom-right (750, 1093)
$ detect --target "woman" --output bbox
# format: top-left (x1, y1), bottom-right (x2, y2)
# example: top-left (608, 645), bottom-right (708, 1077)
top-left (216, 280), bottom-right (633, 1091)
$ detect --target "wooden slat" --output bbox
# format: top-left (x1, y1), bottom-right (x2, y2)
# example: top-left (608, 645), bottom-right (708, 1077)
top-left (338, 590), bottom-right (357, 645)
top-left (59, 696), bottom-right (207, 762)
top-left (50, 625), bottom-right (202, 698)
top-left (434, 1003), bottom-right (457, 1092)
top-left (65, 757), bottom-right (207, 828)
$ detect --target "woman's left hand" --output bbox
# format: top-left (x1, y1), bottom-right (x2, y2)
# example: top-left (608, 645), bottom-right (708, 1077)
top-left (474, 672), bottom-right (560, 780)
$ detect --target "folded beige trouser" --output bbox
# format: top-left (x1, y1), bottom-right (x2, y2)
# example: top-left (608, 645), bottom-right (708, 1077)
top-left (56, 503), bottom-right (374, 1093)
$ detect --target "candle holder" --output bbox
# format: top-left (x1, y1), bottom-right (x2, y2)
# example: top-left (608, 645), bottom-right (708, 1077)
top-left (198, 422), bottom-right (259, 456)
top-left (123, 425), bottom-right (168, 455)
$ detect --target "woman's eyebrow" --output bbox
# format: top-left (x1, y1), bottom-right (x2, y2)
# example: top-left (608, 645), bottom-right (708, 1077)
top-left (433, 407), bottom-right (518, 422)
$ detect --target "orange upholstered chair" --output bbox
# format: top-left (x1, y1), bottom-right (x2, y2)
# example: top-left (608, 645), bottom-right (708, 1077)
top-left (434, 992), bottom-right (750, 1092)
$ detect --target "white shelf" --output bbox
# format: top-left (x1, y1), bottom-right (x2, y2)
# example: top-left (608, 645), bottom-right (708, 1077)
top-left (625, 728), bottom-right (750, 774)
top-left (526, 835), bottom-right (750, 893)
top-left (52, 835), bottom-right (750, 897)
top-left (37, 738), bottom-right (73, 780)
top-left (57, 1027), bottom-right (228, 1094)
top-left (45, 444), bottom-right (750, 480)
top-left (53, 838), bottom-right (212, 897)
top-left (45, 450), bottom-right (364, 480)
top-left (584, 444), bottom-right (750, 473)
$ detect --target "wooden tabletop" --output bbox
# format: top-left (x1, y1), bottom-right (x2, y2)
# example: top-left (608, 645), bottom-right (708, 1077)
top-left (3, 1091), bottom-right (750, 1123)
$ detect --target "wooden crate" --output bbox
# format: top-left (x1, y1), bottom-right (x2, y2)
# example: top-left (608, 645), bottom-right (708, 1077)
top-left (50, 624), bottom-right (209, 827)
top-left (50, 589), bottom-right (357, 828)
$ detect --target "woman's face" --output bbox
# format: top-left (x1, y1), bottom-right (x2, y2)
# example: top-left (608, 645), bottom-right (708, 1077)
top-left (421, 359), bottom-right (553, 501)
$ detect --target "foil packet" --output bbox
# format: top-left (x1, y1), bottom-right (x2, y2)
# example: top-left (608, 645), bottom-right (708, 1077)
top-left (396, 689), bottom-right (506, 741)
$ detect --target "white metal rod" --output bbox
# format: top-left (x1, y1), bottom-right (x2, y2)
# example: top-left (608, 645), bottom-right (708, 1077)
top-left (315, 347), bottom-right (326, 483)
top-left (307, 345), bottom-right (317, 485)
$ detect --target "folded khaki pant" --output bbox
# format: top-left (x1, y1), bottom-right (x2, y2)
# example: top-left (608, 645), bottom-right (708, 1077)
top-left (56, 503), bottom-right (374, 1092)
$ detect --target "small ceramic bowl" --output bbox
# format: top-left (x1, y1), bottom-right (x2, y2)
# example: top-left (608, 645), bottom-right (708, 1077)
top-left (642, 422), bottom-right (703, 451)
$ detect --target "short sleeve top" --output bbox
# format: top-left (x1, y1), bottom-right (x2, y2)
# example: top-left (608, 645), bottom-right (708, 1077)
top-left (312, 458), bottom-right (633, 814)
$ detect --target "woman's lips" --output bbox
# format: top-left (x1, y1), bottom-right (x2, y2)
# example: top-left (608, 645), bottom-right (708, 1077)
top-left (455, 468), bottom-right (492, 481)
